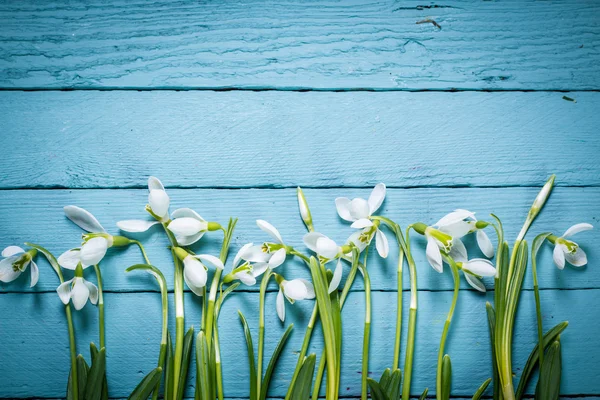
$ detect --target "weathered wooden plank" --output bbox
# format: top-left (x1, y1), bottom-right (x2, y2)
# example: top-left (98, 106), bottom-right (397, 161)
top-left (0, 187), bottom-right (597, 293)
top-left (0, 0), bottom-right (598, 90)
top-left (1, 91), bottom-right (598, 189)
top-left (0, 290), bottom-right (597, 397)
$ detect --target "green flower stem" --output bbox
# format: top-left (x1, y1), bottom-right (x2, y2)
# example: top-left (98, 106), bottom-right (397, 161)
top-left (131, 239), bottom-right (151, 264)
top-left (437, 255), bottom-right (460, 400)
top-left (257, 269), bottom-right (272, 399)
top-left (285, 302), bottom-right (318, 400)
top-left (155, 275), bottom-right (168, 400)
top-left (93, 264), bottom-right (105, 349)
top-left (359, 263), bottom-right (372, 400)
top-left (214, 324), bottom-right (224, 400)
top-left (532, 248), bottom-right (544, 384)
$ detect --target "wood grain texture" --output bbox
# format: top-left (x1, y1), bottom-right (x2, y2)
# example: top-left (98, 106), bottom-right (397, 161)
top-left (1, 289), bottom-right (598, 398)
top-left (0, 187), bottom-right (597, 293)
top-left (1, 91), bottom-right (599, 189)
top-left (0, 0), bottom-right (599, 90)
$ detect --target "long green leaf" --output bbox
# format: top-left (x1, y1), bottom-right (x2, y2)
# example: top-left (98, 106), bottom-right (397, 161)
top-left (76, 355), bottom-right (90, 400)
top-left (419, 388), bottom-right (429, 400)
top-left (177, 326), bottom-right (195, 399)
top-left (195, 331), bottom-right (212, 400)
top-left (386, 369), bottom-right (402, 400)
top-left (379, 368), bottom-right (391, 393)
top-left (261, 324), bottom-right (294, 400)
top-left (441, 354), bottom-right (452, 400)
top-left (367, 378), bottom-right (390, 400)
top-left (515, 321), bottom-right (568, 399)
top-left (85, 347), bottom-right (106, 400)
top-left (238, 310), bottom-right (257, 400)
top-left (164, 330), bottom-right (175, 400)
top-left (535, 339), bottom-right (562, 400)
top-left (289, 354), bottom-right (316, 400)
top-left (472, 378), bottom-right (492, 400)
top-left (127, 367), bottom-right (163, 400)
top-left (485, 302), bottom-right (500, 399)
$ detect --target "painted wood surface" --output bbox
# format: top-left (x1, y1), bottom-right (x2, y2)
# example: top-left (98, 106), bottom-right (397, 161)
top-left (1, 289), bottom-right (598, 398)
top-left (1, 91), bottom-right (599, 189)
top-left (0, 1), bottom-right (599, 90)
top-left (0, 187), bottom-right (597, 293)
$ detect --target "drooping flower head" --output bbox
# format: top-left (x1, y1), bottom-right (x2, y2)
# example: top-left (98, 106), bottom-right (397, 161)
top-left (274, 274), bottom-right (315, 322)
top-left (449, 240), bottom-right (496, 292)
top-left (117, 176), bottom-right (171, 233)
top-left (550, 223), bottom-right (593, 269)
top-left (0, 246), bottom-right (39, 287)
top-left (172, 247), bottom-right (224, 296)
top-left (56, 263), bottom-right (98, 310)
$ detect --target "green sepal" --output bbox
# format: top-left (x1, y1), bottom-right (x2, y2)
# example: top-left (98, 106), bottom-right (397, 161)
top-left (535, 339), bottom-right (562, 400)
top-left (127, 367), bottom-right (163, 400)
top-left (419, 388), bottom-right (429, 400)
top-left (261, 323), bottom-right (294, 400)
top-left (515, 321), bottom-right (568, 399)
top-left (85, 347), bottom-right (106, 400)
top-left (441, 354), bottom-right (452, 400)
top-left (471, 377), bottom-right (491, 400)
top-left (238, 310), bottom-right (257, 400)
top-left (366, 378), bottom-right (390, 400)
top-left (176, 326), bottom-right (195, 399)
top-left (289, 354), bottom-right (316, 400)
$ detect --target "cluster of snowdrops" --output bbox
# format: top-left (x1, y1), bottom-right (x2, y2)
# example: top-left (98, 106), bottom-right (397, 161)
top-left (0, 175), bottom-right (592, 400)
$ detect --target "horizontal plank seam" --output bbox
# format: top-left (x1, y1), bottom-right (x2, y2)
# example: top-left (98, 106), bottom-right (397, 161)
top-left (4, 395), bottom-right (599, 399)
top-left (2, 287), bottom-right (598, 295)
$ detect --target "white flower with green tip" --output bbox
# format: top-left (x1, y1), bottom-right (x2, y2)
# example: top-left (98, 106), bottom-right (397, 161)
top-left (449, 239), bottom-right (496, 292)
top-left (303, 232), bottom-right (345, 293)
top-left (56, 264), bottom-right (98, 310)
top-left (551, 223), bottom-right (593, 269)
top-left (223, 243), bottom-right (269, 286)
top-left (117, 176), bottom-right (170, 233)
top-left (435, 209), bottom-right (494, 258)
top-left (276, 277), bottom-right (315, 322)
top-left (173, 247), bottom-right (224, 296)
top-left (0, 246), bottom-right (39, 287)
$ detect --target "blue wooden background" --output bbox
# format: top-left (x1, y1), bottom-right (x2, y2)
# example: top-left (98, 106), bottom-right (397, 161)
top-left (1, 1), bottom-right (599, 398)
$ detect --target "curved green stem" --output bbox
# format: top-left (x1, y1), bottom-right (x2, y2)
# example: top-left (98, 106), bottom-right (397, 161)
top-left (131, 239), bottom-right (151, 264)
top-left (359, 263), bottom-right (371, 400)
top-left (257, 269), bottom-right (272, 399)
top-left (93, 264), bottom-right (105, 349)
top-left (437, 255), bottom-right (460, 400)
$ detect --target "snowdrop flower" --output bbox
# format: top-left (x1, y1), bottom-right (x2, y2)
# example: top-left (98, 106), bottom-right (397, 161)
top-left (166, 208), bottom-right (222, 246)
top-left (64, 205), bottom-right (130, 266)
top-left (297, 187), bottom-right (314, 231)
top-left (550, 223), bottom-right (593, 269)
top-left (117, 176), bottom-right (171, 233)
top-left (434, 209), bottom-right (494, 258)
top-left (335, 184), bottom-right (389, 258)
top-left (303, 232), bottom-right (350, 293)
top-left (0, 246), bottom-right (39, 287)
top-left (274, 275), bottom-right (315, 322)
top-left (449, 240), bottom-right (496, 292)
top-left (245, 220), bottom-right (288, 269)
top-left (57, 264), bottom-right (98, 310)
top-left (173, 247), bottom-right (224, 296)
top-left (222, 243), bottom-right (267, 286)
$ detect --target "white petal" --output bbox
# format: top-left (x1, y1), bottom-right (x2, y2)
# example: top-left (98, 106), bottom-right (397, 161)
top-left (233, 243), bottom-right (254, 267)
top-left (299, 279), bottom-right (316, 299)
top-left (80, 238), bottom-right (108, 266)
top-left (464, 259), bottom-right (496, 277)
top-left (64, 205), bottom-right (105, 233)
top-left (0, 256), bottom-right (21, 283)
top-left (29, 260), bottom-right (39, 287)
top-left (85, 280), bottom-right (99, 305)
top-left (236, 272), bottom-right (257, 286)
top-left (183, 257), bottom-right (207, 296)
top-left (375, 229), bottom-right (389, 258)
top-left (439, 220), bottom-right (473, 239)
top-left (562, 223), bottom-right (593, 238)
top-left (251, 262), bottom-right (269, 277)
top-left (117, 219), bottom-right (160, 233)
top-left (242, 245), bottom-right (270, 263)
top-left (351, 218), bottom-right (374, 229)
top-left (268, 248), bottom-right (287, 269)
top-left (56, 279), bottom-right (73, 305)
top-left (368, 183), bottom-right (386, 214)
top-left (335, 197), bottom-right (355, 222)
top-left (58, 249), bottom-right (82, 270)
top-left (2, 246), bottom-right (24, 257)
top-left (303, 232), bottom-right (327, 253)
top-left (283, 279), bottom-right (308, 300)
top-left (167, 218), bottom-right (206, 237)
top-left (148, 176), bottom-right (165, 191)
top-left (553, 244), bottom-right (566, 270)
top-left (71, 278), bottom-right (90, 310)
top-left (148, 189), bottom-right (170, 218)
top-left (175, 231), bottom-right (206, 246)
top-left (426, 236), bottom-right (443, 273)
top-left (435, 209), bottom-right (475, 228)
top-left (476, 230), bottom-right (495, 258)
top-left (196, 254), bottom-right (224, 270)
top-left (276, 289), bottom-right (285, 322)
top-left (171, 208), bottom-right (205, 221)
top-left (448, 238), bottom-right (468, 264)
top-left (346, 231), bottom-right (367, 252)
top-left (256, 220), bottom-right (284, 243)
top-left (316, 237), bottom-right (340, 259)
top-left (465, 273), bottom-right (486, 292)
top-left (350, 198), bottom-right (371, 220)
top-left (565, 246), bottom-right (588, 267)
top-left (328, 259), bottom-right (343, 294)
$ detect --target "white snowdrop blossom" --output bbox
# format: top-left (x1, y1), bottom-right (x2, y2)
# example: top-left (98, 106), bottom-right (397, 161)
top-left (167, 208), bottom-right (210, 246)
top-left (449, 240), bottom-right (497, 292)
top-left (303, 232), bottom-right (347, 293)
top-left (276, 277), bottom-right (315, 322)
top-left (173, 247), bottom-right (223, 296)
top-left (64, 205), bottom-right (115, 266)
top-left (117, 176), bottom-right (170, 233)
top-left (551, 223), bottom-right (593, 269)
top-left (239, 220), bottom-right (288, 273)
top-left (434, 209), bottom-right (494, 258)
top-left (223, 243), bottom-right (268, 286)
top-left (335, 183), bottom-right (389, 258)
top-left (56, 264), bottom-right (98, 310)
top-left (0, 246), bottom-right (39, 287)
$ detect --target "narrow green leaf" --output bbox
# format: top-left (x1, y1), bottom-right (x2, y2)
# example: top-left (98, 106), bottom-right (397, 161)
top-left (238, 310), bottom-right (257, 400)
top-left (378, 368), bottom-right (391, 393)
top-left (164, 330), bottom-right (175, 400)
top-left (535, 339), bottom-right (562, 400)
top-left (127, 367), bottom-right (163, 400)
top-left (261, 323), bottom-right (294, 400)
top-left (85, 348), bottom-right (106, 400)
top-left (485, 302), bottom-right (500, 399)
top-left (176, 326), bottom-right (195, 399)
top-left (515, 321), bottom-right (568, 399)
top-left (472, 377), bottom-right (491, 400)
top-left (289, 354), bottom-right (316, 400)
top-left (195, 331), bottom-right (212, 400)
top-left (386, 369), bottom-right (402, 400)
top-left (441, 354), bottom-right (452, 400)
top-left (215, 282), bottom-right (241, 316)
top-left (367, 378), bottom-right (390, 400)
top-left (419, 388), bottom-right (429, 400)
top-left (77, 355), bottom-right (90, 400)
